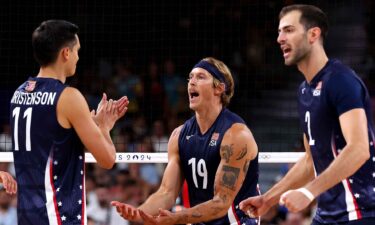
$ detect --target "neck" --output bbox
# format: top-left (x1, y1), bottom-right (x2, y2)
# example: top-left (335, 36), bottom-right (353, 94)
top-left (297, 45), bottom-right (328, 83)
top-left (37, 66), bottom-right (66, 83)
top-left (195, 104), bottom-right (223, 134)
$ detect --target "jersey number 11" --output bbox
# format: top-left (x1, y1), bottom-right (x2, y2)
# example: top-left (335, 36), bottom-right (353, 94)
top-left (12, 107), bottom-right (33, 151)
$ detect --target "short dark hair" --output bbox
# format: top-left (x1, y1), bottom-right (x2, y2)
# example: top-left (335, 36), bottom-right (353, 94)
top-left (32, 20), bottom-right (79, 66)
top-left (279, 4), bottom-right (328, 42)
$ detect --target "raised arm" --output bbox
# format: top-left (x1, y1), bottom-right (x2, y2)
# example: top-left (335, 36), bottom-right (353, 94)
top-left (57, 88), bottom-right (128, 169)
top-left (111, 126), bottom-right (185, 222)
top-left (140, 123), bottom-right (258, 225)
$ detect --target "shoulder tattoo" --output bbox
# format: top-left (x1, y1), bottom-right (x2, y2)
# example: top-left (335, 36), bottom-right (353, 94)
top-left (236, 144), bottom-right (247, 160)
top-left (220, 144), bottom-right (234, 163)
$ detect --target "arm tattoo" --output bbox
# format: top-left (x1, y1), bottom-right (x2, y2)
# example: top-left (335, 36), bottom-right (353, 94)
top-left (192, 210), bottom-right (202, 218)
top-left (243, 159), bottom-right (250, 174)
top-left (213, 193), bottom-right (228, 204)
top-left (220, 165), bottom-right (240, 190)
top-left (221, 145), bottom-right (233, 163)
top-left (236, 145), bottom-right (247, 160)
top-left (210, 206), bottom-right (225, 215)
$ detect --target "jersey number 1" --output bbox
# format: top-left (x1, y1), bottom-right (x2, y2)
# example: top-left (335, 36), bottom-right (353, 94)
top-left (305, 111), bottom-right (315, 146)
top-left (12, 107), bottom-right (33, 151)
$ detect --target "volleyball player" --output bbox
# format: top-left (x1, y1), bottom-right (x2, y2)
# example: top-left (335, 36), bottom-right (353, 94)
top-left (0, 170), bottom-right (16, 194)
top-left (10, 20), bottom-right (129, 225)
top-left (240, 4), bottom-right (375, 224)
top-left (112, 57), bottom-right (260, 225)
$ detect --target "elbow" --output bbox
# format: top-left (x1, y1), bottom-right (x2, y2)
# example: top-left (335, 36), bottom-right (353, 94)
top-left (211, 196), bottom-right (233, 218)
top-left (100, 161), bottom-right (115, 169)
top-left (359, 145), bottom-right (370, 162)
top-left (351, 143), bottom-right (370, 165)
top-left (98, 160), bottom-right (115, 169)
top-left (98, 152), bottom-right (116, 169)
top-left (215, 206), bottom-right (231, 219)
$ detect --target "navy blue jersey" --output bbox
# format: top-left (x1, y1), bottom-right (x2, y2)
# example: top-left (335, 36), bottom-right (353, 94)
top-left (10, 77), bottom-right (86, 225)
top-left (178, 108), bottom-right (259, 225)
top-left (298, 59), bottom-right (375, 223)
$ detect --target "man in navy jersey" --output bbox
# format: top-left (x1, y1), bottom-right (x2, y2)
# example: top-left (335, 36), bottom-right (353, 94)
top-left (10, 20), bottom-right (129, 225)
top-left (240, 4), bottom-right (375, 225)
top-left (0, 170), bottom-right (16, 195)
top-left (112, 57), bottom-right (260, 225)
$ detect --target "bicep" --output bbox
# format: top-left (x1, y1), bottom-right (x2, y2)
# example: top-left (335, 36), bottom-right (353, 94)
top-left (213, 124), bottom-right (257, 205)
top-left (339, 108), bottom-right (369, 147)
top-left (58, 88), bottom-right (108, 152)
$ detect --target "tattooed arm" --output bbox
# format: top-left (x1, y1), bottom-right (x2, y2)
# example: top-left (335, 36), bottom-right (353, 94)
top-left (144, 123), bottom-right (258, 224)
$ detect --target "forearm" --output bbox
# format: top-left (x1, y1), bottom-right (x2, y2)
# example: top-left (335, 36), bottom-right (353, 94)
top-left (98, 124), bottom-right (113, 144)
top-left (305, 144), bottom-right (369, 197)
top-left (139, 190), bottom-right (176, 216)
top-left (91, 126), bottom-right (115, 168)
top-left (173, 195), bottom-right (229, 224)
top-left (265, 155), bottom-right (314, 205)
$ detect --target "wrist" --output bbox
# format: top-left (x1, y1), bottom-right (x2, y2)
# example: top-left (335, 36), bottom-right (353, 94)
top-left (98, 124), bottom-right (111, 132)
top-left (296, 187), bottom-right (315, 202)
top-left (263, 191), bottom-right (280, 206)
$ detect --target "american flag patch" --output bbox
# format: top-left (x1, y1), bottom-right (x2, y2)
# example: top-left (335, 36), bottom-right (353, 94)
top-left (25, 80), bottom-right (36, 92)
top-left (211, 132), bottom-right (220, 141)
top-left (316, 81), bottom-right (322, 90)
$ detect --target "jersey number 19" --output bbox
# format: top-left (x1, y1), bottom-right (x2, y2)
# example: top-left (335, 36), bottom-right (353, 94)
top-left (188, 158), bottom-right (208, 189)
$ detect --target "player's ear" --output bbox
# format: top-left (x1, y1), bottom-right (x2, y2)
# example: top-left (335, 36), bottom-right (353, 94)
top-left (214, 82), bottom-right (225, 95)
top-left (308, 27), bottom-right (321, 44)
top-left (61, 47), bottom-right (70, 61)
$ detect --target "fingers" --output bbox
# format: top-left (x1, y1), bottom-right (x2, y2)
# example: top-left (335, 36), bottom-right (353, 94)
top-left (111, 201), bottom-right (121, 206)
top-left (97, 93), bottom-right (107, 111)
top-left (158, 208), bottom-right (167, 215)
top-left (115, 96), bottom-right (129, 118)
top-left (95, 94), bottom-right (129, 129)
top-left (116, 96), bottom-right (129, 107)
top-left (245, 206), bottom-right (257, 218)
top-left (0, 172), bottom-right (17, 195)
top-left (10, 175), bottom-right (17, 194)
top-left (111, 201), bottom-right (139, 221)
top-left (106, 99), bottom-right (114, 112)
top-left (111, 201), bottom-right (124, 214)
top-left (139, 210), bottom-right (156, 224)
top-left (99, 95), bottom-right (108, 112)
top-left (239, 198), bottom-right (252, 210)
top-left (117, 106), bottom-right (128, 119)
top-left (239, 197), bottom-right (263, 218)
top-left (279, 190), bottom-right (292, 205)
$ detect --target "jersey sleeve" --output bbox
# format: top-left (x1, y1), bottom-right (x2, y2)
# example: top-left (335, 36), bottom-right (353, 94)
top-left (326, 73), bottom-right (365, 116)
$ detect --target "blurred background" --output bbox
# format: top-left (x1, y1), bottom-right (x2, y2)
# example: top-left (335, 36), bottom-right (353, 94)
top-left (1, 0), bottom-right (375, 224)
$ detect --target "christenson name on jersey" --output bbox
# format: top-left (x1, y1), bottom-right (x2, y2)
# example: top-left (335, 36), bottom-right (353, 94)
top-left (11, 90), bottom-right (56, 105)
top-left (10, 77), bottom-right (87, 225)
